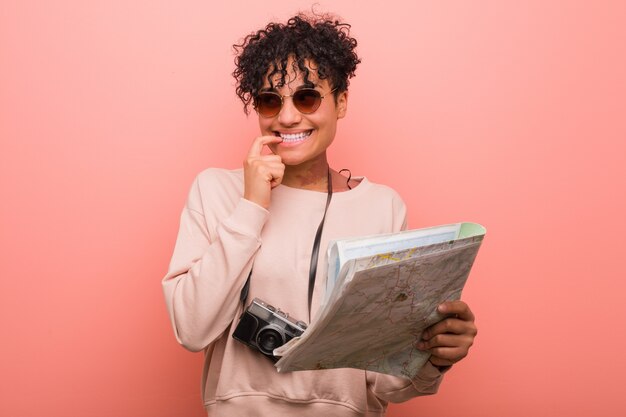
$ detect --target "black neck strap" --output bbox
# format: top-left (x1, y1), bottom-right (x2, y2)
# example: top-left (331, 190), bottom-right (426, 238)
top-left (307, 168), bottom-right (333, 322)
top-left (239, 168), bottom-right (334, 324)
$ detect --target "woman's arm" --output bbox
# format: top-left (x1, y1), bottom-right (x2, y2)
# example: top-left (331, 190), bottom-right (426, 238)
top-left (365, 192), bottom-right (477, 403)
top-left (162, 173), bottom-right (269, 352)
top-left (366, 362), bottom-right (445, 403)
top-left (366, 300), bottom-right (477, 403)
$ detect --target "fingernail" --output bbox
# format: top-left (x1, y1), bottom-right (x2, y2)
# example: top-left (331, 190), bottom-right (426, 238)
top-left (438, 304), bottom-right (447, 313)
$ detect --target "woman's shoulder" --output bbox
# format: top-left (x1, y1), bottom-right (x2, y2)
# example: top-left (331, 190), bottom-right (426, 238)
top-left (333, 176), bottom-right (407, 231)
top-left (185, 168), bottom-right (245, 211)
top-left (195, 167), bottom-right (244, 186)
top-left (353, 177), bottom-right (405, 203)
top-left (191, 167), bottom-right (244, 195)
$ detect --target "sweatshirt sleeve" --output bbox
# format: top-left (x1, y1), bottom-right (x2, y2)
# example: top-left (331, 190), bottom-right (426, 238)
top-left (366, 362), bottom-right (446, 403)
top-left (162, 174), bottom-right (269, 352)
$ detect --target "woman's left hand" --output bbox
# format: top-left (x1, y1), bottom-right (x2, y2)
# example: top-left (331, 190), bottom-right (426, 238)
top-left (416, 300), bottom-right (478, 368)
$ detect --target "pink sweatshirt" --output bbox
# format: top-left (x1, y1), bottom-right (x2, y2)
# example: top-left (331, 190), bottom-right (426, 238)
top-left (162, 168), bottom-right (445, 416)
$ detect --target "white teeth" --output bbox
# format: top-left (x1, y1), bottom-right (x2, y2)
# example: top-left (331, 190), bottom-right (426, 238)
top-left (280, 131), bottom-right (311, 142)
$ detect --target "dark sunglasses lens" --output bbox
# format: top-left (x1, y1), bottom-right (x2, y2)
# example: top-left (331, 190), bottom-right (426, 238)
top-left (293, 90), bottom-right (322, 113)
top-left (255, 93), bottom-right (282, 117)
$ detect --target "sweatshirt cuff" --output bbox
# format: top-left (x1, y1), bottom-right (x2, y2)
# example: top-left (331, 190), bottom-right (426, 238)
top-left (221, 198), bottom-right (270, 239)
top-left (414, 360), bottom-right (449, 382)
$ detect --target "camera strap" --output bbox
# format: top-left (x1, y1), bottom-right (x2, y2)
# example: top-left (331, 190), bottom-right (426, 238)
top-left (307, 168), bottom-right (333, 321)
top-left (239, 168), bottom-right (333, 323)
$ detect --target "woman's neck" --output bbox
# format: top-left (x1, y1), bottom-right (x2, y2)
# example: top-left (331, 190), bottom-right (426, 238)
top-left (281, 164), bottom-right (356, 193)
top-left (282, 158), bottom-right (330, 191)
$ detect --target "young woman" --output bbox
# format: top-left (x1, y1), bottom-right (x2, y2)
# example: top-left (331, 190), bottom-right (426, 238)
top-left (162, 13), bottom-right (477, 416)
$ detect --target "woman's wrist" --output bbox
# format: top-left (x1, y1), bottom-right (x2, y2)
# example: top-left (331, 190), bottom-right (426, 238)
top-left (428, 358), bottom-right (452, 373)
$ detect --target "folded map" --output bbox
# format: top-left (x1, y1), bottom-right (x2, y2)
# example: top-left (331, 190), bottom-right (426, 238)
top-left (274, 222), bottom-right (486, 378)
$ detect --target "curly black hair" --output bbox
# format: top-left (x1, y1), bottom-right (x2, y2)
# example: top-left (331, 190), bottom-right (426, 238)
top-left (233, 13), bottom-right (360, 114)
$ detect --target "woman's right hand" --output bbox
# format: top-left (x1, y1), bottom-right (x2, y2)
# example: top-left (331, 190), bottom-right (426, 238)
top-left (243, 135), bottom-right (285, 209)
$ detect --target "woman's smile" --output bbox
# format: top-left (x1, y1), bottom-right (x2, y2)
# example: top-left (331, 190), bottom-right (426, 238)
top-left (274, 130), bottom-right (313, 145)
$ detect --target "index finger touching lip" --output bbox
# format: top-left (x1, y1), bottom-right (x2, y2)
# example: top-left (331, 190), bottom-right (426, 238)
top-left (248, 135), bottom-right (283, 157)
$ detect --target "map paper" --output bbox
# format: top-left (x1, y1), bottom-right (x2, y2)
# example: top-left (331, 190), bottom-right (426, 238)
top-left (274, 222), bottom-right (486, 378)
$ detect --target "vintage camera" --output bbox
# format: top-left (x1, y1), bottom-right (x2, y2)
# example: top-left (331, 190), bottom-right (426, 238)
top-left (233, 298), bottom-right (308, 361)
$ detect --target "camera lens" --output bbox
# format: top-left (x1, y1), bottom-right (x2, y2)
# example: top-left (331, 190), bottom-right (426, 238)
top-left (256, 327), bottom-right (284, 355)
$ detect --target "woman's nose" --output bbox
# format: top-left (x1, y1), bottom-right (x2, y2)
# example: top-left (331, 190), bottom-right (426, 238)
top-left (277, 96), bottom-right (302, 126)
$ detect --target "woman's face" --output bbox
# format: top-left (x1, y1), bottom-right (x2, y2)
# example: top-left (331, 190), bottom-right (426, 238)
top-left (257, 61), bottom-right (348, 167)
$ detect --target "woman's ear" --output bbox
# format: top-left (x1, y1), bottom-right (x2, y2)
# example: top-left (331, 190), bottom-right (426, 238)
top-left (336, 90), bottom-right (349, 119)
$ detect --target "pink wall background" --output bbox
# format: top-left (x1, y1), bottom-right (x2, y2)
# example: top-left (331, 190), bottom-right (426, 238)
top-left (1, 1), bottom-right (625, 416)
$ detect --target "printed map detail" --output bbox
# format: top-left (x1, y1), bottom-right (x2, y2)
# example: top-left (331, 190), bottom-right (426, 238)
top-left (275, 233), bottom-right (483, 379)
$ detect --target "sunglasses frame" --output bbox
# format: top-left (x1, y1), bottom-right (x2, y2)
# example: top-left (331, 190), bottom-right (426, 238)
top-left (254, 87), bottom-right (338, 118)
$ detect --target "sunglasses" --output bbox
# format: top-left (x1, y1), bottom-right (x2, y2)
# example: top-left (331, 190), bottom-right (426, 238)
top-left (253, 88), bottom-right (337, 118)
